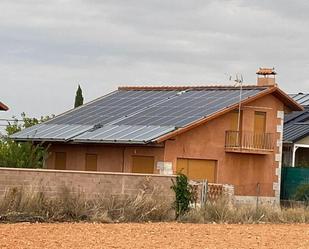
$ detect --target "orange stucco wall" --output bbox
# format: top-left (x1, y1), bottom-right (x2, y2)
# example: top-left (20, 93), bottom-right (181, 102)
top-left (163, 94), bottom-right (284, 197)
top-left (45, 144), bottom-right (164, 173)
top-left (45, 93), bottom-right (284, 198)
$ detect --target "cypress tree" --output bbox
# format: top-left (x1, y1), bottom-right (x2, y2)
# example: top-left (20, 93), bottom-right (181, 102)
top-left (74, 85), bottom-right (84, 108)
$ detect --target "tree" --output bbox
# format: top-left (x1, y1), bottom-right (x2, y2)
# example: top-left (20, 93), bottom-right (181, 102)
top-left (74, 84), bottom-right (84, 108)
top-left (0, 113), bottom-right (53, 168)
top-left (6, 112), bottom-right (54, 136)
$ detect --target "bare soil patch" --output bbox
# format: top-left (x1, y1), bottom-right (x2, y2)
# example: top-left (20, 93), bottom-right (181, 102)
top-left (0, 223), bottom-right (308, 249)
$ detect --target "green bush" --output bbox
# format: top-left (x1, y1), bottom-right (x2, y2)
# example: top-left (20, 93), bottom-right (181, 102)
top-left (0, 139), bottom-right (48, 168)
top-left (171, 173), bottom-right (194, 219)
top-left (294, 184), bottom-right (309, 204)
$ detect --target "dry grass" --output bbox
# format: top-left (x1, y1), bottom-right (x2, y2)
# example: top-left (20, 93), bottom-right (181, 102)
top-left (0, 186), bottom-right (174, 223)
top-left (1, 187), bottom-right (309, 224)
top-left (180, 198), bottom-right (309, 224)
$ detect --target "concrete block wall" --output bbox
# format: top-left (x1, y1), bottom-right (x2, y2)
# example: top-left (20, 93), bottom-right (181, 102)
top-left (0, 168), bottom-right (175, 201)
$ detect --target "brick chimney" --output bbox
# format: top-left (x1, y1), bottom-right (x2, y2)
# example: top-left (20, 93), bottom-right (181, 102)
top-left (256, 67), bottom-right (277, 87)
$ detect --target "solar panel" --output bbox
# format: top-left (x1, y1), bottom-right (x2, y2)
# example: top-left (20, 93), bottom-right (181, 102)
top-left (12, 87), bottom-right (267, 143)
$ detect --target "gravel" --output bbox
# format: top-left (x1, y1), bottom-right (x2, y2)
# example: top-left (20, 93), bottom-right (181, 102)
top-left (0, 223), bottom-right (308, 249)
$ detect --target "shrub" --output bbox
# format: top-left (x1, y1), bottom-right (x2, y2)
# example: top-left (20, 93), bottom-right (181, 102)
top-left (0, 139), bottom-right (48, 168)
top-left (294, 184), bottom-right (309, 204)
top-left (171, 173), bottom-right (194, 219)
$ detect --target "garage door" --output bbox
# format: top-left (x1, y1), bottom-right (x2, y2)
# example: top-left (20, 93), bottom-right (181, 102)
top-left (176, 158), bottom-right (217, 182)
top-left (132, 156), bottom-right (154, 174)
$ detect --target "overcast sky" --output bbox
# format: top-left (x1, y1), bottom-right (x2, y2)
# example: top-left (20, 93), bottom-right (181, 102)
top-left (1, 0), bottom-right (309, 123)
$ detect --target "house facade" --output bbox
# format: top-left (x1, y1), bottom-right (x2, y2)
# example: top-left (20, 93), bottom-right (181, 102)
top-left (12, 68), bottom-right (303, 204)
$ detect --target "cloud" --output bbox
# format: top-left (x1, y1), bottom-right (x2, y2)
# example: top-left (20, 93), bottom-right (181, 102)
top-left (0, 0), bottom-right (309, 124)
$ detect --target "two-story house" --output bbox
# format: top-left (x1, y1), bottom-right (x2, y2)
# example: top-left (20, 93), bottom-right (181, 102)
top-left (12, 68), bottom-right (303, 204)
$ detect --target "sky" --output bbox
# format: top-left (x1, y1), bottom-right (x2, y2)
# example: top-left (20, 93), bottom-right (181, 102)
top-left (1, 0), bottom-right (309, 124)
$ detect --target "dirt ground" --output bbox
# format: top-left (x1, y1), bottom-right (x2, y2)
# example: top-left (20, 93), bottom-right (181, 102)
top-left (0, 223), bottom-right (308, 249)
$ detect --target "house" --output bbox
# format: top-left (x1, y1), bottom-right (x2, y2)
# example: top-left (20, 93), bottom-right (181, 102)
top-left (0, 102), bottom-right (8, 111)
top-left (11, 68), bottom-right (303, 204)
top-left (282, 93), bottom-right (309, 167)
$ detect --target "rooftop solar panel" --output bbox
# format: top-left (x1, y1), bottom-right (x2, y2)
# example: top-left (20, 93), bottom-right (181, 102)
top-left (11, 87), bottom-right (267, 143)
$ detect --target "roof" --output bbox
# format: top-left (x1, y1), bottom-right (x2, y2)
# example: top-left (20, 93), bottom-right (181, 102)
top-left (0, 102), bottom-right (8, 111)
top-left (11, 85), bottom-right (302, 144)
top-left (289, 93), bottom-right (309, 107)
top-left (284, 110), bottom-right (309, 143)
top-left (256, 68), bottom-right (276, 75)
top-left (283, 93), bottom-right (309, 143)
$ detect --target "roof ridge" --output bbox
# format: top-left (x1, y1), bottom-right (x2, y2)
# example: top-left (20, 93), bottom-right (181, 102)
top-left (118, 85), bottom-right (268, 91)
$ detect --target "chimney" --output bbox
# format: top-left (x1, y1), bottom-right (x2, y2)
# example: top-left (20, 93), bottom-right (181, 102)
top-left (256, 67), bottom-right (277, 87)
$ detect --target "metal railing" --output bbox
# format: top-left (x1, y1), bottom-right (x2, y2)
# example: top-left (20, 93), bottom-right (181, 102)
top-left (225, 130), bottom-right (274, 152)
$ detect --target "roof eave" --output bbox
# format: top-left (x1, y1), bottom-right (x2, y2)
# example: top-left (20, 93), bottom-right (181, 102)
top-left (271, 87), bottom-right (304, 111)
top-left (0, 102), bottom-right (9, 111)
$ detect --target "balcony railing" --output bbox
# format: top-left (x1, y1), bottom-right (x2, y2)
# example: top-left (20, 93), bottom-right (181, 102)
top-left (225, 130), bottom-right (274, 154)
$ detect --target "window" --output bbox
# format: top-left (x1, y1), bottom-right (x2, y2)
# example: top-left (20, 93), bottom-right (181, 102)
top-left (55, 152), bottom-right (66, 170)
top-left (85, 154), bottom-right (97, 171)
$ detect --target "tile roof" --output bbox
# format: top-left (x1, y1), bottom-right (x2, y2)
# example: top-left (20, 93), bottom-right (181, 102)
top-left (284, 109), bottom-right (309, 143)
top-left (0, 102), bottom-right (8, 111)
top-left (289, 93), bottom-right (309, 107)
top-left (256, 68), bottom-right (276, 75)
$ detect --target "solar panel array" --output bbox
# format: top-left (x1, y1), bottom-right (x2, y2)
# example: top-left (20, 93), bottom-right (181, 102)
top-left (12, 87), bottom-right (266, 144)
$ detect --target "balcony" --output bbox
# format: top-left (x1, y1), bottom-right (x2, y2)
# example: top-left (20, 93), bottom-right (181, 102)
top-left (225, 130), bottom-right (274, 154)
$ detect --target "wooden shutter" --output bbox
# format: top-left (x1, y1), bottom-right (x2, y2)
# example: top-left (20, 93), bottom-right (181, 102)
top-left (254, 111), bottom-right (266, 133)
top-left (132, 156), bottom-right (154, 174)
top-left (55, 152), bottom-right (66, 170)
top-left (176, 158), bottom-right (217, 182)
top-left (231, 110), bottom-right (242, 131)
top-left (85, 154), bottom-right (97, 171)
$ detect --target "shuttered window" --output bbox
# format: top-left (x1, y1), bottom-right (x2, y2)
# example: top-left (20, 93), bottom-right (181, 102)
top-left (55, 152), bottom-right (66, 170)
top-left (85, 154), bottom-right (97, 171)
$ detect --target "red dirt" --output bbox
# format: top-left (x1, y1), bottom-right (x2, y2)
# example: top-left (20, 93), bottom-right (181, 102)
top-left (0, 223), bottom-right (308, 249)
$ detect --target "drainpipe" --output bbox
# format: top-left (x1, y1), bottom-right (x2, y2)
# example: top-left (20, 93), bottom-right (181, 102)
top-left (122, 147), bottom-right (125, 172)
top-left (292, 144), bottom-right (298, 167)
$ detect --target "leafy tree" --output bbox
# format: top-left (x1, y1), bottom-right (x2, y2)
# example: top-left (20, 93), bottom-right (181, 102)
top-left (74, 84), bottom-right (84, 108)
top-left (0, 140), bottom-right (48, 168)
top-left (0, 113), bottom-right (53, 168)
top-left (5, 112), bottom-right (54, 135)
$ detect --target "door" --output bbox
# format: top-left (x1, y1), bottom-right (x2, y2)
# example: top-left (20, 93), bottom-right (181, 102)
top-left (85, 154), bottom-right (97, 171)
top-left (55, 152), bottom-right (66, 170)
top-left (132, 156), bottom-right (154, 174)
top-left (176, 158), bottom-right (217, 182)
top-left (254, 111), bottom-right (266, 148)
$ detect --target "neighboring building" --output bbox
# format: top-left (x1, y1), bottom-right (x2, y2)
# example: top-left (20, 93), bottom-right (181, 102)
top-left (0, 102), bottom-right (8, 111)
top-left (282, 93), bottom-right (309, 167)
top-left (12, 68), bottom-right (303, 203)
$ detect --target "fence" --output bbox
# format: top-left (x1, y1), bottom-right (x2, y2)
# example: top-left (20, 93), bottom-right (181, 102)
top-left (0, 167), bottom-right (175, 202)
top-left (225, 130), bottom-right (274, 151)
top-left (281, 166), bottom-right (309, 200)
top-left (190, 180), bottom-right (234, 206)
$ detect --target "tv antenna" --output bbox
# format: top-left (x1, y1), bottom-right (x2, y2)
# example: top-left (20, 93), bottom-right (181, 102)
top-left (233, 74), bottom-right (244, 133)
